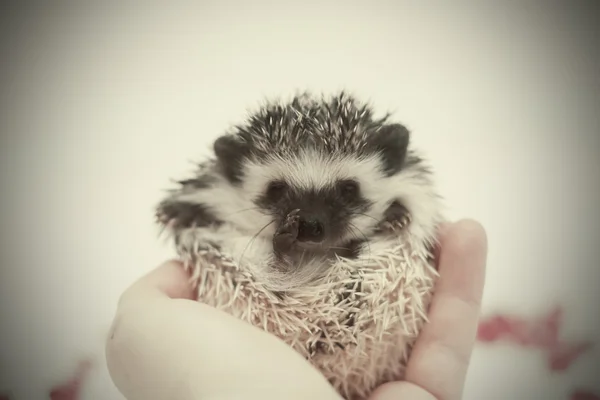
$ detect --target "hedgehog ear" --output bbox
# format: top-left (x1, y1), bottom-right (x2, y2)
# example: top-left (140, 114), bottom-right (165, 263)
top-left (213, 135), bottom-right (249, 184)
top-left (371, 123), bottom-right (410, 176)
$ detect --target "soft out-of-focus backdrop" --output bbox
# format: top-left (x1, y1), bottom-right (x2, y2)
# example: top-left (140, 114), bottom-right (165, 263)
top-left (1, 2), bottom-right (599, 399)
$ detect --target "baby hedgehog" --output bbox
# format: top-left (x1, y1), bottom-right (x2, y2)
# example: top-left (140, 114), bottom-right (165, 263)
top-left (156, 92), bottom-right (445, 400)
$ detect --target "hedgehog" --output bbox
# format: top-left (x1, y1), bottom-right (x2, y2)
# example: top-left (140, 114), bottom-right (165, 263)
top-left (155, 91), bottom-right (445, 400)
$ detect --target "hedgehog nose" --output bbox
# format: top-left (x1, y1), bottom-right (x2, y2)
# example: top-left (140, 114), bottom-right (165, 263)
top-left (297, 215), bottom-right (325, 243)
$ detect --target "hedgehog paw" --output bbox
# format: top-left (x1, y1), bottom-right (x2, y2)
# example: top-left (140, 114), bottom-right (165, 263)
top-left (397, 212), bottom-right (412, 230)
top-left (273, 209), bottom-right (300, 253)
top-left (381, 201), bottom-right (412, 231)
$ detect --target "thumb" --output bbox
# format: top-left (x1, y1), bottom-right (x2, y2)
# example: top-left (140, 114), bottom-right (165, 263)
top-left (106, 261), bottom-right (343, 400)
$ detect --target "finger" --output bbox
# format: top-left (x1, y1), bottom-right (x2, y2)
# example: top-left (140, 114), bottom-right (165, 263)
top-left (404, 219), bottom-right (487, 400)
top-left (369, 381), bottom-right (436, 400)
top-left (432, 222), bottom-right (451, 266)
top-left (117, 259), bottom-right (197, 308)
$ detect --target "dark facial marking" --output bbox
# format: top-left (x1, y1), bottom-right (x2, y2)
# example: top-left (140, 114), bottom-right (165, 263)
top-left (337, 179), bottom-right (360, 202)
top-left (157, 201), bottom-right (223, 230)
top-left (257, 179), bottom-right (372, 250)
top-left (271, 209), bottom-right (366, 273)
top-left (369, 123), bottom-right (410, 176)
top-left (294, 207), bottom-right (328, 243)
top-left (213, 135), bottom-right (250, 184)
top-left (265, 180), bottom-right (289, 203)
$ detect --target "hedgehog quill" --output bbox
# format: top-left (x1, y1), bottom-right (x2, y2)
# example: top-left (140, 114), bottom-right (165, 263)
top-left (156, 92), bottom-right (445, 400)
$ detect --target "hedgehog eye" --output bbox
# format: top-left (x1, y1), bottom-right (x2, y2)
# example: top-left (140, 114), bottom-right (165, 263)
top-left (266, 180), bottom-right (288, 201)
top-left (338, 179), bottom-right (360, 200)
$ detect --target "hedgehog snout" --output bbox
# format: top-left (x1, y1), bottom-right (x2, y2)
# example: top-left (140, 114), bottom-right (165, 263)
top-left (296, 213), bottom-right (325, 244)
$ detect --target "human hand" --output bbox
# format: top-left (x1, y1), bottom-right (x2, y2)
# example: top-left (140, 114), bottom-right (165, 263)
top-left (105, 219), bottom-right (487, 400)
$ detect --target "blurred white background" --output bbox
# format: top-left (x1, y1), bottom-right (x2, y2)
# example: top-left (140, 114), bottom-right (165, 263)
top-left (1, 2), bottom-right (599, 399)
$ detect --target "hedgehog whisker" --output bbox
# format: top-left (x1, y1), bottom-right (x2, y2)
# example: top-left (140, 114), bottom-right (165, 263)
top-left (238, 220), bottom-right (275, 264)
top-left (327, 246), bottom-right (351, 251)
top-left (355, 212), bottom-right (379, 224)
top-left (299, 248), bottom-right (307, 268)
top-left (224, 207), bottom-right (263, 219)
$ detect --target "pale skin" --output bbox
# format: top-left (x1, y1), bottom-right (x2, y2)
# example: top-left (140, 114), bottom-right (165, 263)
top-left (106, 219), bottom-right (487, 400)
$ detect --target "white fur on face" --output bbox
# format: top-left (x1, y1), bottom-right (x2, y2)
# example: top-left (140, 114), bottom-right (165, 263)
top-left (243, 149), bottom-right (443, 246)
top-left (169, 148), bottom-right (443, 276)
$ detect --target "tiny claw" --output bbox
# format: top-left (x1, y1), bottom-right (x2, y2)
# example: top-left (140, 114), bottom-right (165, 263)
top-left (380, 201), bottom-right (412, 232)
top-left (398, 213), bottom-right (412, 229)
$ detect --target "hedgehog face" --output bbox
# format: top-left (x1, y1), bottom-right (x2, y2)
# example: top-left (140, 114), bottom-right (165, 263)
top-left (210, 94), bottom-right (416, 257)
top-left (254, 174), bottom-right (372, 250)
top-left (244, 150), bottom-right (382, 248)
top-left (212, 140), bottom-right (414, 258)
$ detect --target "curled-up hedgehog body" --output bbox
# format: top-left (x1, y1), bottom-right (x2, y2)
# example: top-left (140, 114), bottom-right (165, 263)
top-left (156, 92), bottom-right (445, 400)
